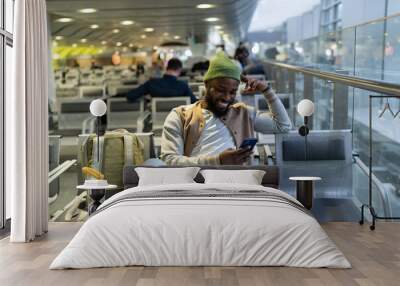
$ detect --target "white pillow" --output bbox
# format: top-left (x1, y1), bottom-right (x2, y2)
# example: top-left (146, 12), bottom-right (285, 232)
top-left (200, 169), bottom-right (266, 185)
top-left (135, 167), bottom-right (200, 186)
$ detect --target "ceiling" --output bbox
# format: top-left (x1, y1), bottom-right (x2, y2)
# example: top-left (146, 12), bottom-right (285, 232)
top-left (46, 0), bottom-right (258, 49)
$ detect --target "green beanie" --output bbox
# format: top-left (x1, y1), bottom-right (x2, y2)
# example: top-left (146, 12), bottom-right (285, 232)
top-left (204, 51), bottom-right (241, 82)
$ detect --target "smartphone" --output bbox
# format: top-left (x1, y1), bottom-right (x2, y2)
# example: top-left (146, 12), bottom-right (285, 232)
top-left (240, 138), bottom-right (258, 150)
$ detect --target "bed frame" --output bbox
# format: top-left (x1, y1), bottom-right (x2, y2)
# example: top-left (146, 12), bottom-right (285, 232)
top-left (123, 165), bottom-right (280, 189)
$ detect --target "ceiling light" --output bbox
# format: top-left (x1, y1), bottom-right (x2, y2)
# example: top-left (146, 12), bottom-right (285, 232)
top-left (72, 43), bottom-right (78, 48)
top-left (140, 35), bottom-right (146, 39)
top-left (163, 32), bottom-right (170, 36)
top-left (196, 4), bottom-right (216, 9)
top-left (101, 41), bottom-right (107, 45)
top-left (113, 29), bottom-right (120, 33)
top-left (56, 18), bottom-right (73, 23)
top-left (215, 25), bottom-right (222, 30)
top-left (55, 36), bottom-right (64, 40)
top-left (78, 8), bottom-right (97, 14)
top-left (204, 17), bottom-right (219, 22)
top-left (121, 20), bottom-right (134, 26)
top-left (116, 42), bottom-right (122, 47)
top-left (80, 38), bottom-right (87, 43)
top-left (174, 35), bottom-right (181, 40)
top-left (129, 43), bottom-right (134, 47)
top-left (90, 24), bottom-right (99, 29)
top-left (144, 27), bottom-right (154, 32)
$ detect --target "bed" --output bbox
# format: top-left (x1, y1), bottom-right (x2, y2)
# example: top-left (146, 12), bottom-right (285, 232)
top-left (50, 165), bottom-right (350, 269)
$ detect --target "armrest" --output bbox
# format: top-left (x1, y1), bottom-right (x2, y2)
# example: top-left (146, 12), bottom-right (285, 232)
top-left (264, 144), bottom-right (273, 157)
top-left (82, 116), bottom-right (96, 134)
top-left (136, 111), bottom-right (152, 133)
top-left (256, 144), bottom-right (275, 165)
top-left (49, 159), bottom-right (77, 184)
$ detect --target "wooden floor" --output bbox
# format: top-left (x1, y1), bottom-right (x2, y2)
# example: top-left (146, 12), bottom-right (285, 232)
top-left (0, 222), bottom-right (399, 286)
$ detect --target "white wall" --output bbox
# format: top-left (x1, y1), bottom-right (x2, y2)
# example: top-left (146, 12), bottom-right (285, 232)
top-left (312, 5), bottom-right (321, 37)
top-left (302, 11), bottom-right (315, 40)
top-left (342, 0), bottom-right (386, 28)
top-left (286, 4), bottom-right (320, 43)
top-left (287, 16), bottom-right (303, 43)
top-left (388, 0), bottom-right (400, 15)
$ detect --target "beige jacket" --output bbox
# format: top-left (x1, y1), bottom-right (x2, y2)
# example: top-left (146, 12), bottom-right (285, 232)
top-left (160, 90), bottom-right (292, 165)
top-left (175, 100), bottom-right (254, 157)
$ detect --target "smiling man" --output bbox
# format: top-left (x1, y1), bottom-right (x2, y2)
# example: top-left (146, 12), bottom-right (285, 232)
top-left (160, 52), bottom-right (292, 165)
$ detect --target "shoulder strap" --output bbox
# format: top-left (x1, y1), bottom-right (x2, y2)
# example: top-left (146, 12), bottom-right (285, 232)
top-left (123, 135), bottom-right (134, 166)
top-left (91, 136), bottom-right (105, 172)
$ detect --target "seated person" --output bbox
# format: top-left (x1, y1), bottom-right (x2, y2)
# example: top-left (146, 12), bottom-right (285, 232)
top-left (234, 45), bottom-right (266, 76)
top-left (126, 58), bottom-right (197, 103)
top-left (160, 52), bottom-right (292, 165)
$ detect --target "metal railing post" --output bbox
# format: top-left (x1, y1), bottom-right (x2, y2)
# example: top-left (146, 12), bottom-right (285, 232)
top-left (333, 70), bottom-right (350, 129)
top-left (304, 74), bottom-right (314, 129)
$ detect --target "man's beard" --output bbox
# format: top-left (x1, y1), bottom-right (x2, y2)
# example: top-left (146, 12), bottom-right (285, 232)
top-left (204, 93), bottom-right (233, 117)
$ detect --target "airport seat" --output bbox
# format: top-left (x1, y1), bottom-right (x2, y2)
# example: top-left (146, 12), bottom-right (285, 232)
top-left (254, 93), bottom-right (292, 111)
top-left (151, 97), bottom-right (191, 134)
top-left (275, 130), bottom-right (353, 198)
top-left (56, 85), bottom-right (78, 98)
top-left (49, 135), bottom-right (62, 203)
top-left (189, 82), bottom-right (204, 93)
top-left (65, 69), bottom-right (79, 86)
top-left (89, 74), bottom-right (105, 86)
top-left (178, 76), bottom-right (190, 83)
top-left (79, 85), bottom-right (106, 98)
top-left (107, 98), bottom-right (150, 132)
top-left (107, 84), bottom-right (138, 96)
top-left (79, 70), bottom-right (92, 85)
top-left (57, 98), bottom-right (93, 135)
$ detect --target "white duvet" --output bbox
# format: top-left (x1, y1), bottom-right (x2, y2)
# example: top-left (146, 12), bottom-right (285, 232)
top-left (50, 183), bottom-right (351, 269)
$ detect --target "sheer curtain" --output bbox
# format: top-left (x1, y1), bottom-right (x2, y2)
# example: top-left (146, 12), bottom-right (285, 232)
top-left (6, 0), bottom-right (49, 242)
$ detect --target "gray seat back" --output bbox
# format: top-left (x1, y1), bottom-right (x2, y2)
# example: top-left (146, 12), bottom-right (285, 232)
top-left (107, 98), bottom-right (144, 131)
top-left (107, 84), bottom-right (139, 96)
top-left (255, 93), bottom-right (292, 111)
top-left (79, 85), bottom-right (105, 98)
top-left (275, 130), bottom-right (353, 198)
top-left (57, 98), bottom-right (93, 132)
top-left (151, 97), bottom-right (191, 130)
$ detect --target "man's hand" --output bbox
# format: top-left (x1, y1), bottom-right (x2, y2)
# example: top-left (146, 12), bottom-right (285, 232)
top-left (219, 148), bottom-right (253, 165)
top-left (241, 75), bottom-right (269, 94)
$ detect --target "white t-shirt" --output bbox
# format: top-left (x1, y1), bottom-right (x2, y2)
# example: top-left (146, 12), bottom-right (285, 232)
top-left (190, 109), bottom-right (235, 157)
top-left (160, 91), bottom-right (292, 165)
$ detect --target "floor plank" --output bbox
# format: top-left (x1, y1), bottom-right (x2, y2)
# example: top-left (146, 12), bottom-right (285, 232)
top-left (0, 222), bottom-right (399, 286)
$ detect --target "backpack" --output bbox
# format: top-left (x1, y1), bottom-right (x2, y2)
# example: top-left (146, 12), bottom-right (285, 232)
top-left (78, 129), bottom-right (144, 190)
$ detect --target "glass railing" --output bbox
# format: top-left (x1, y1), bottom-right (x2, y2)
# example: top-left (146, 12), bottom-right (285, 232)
top-left (259, 13), bottom-right (400, 84)
top-left (264, 59), bottom-right (400, 220)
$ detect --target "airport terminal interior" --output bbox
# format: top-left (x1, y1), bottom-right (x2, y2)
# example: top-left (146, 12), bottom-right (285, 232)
top-left (1, 0), bottom-right (400, 285)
